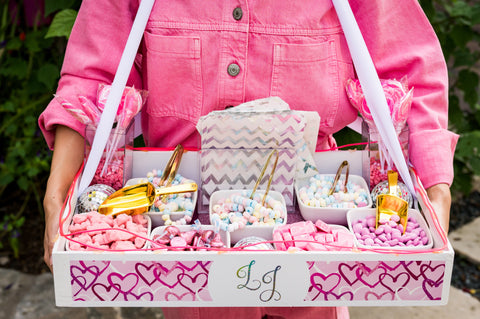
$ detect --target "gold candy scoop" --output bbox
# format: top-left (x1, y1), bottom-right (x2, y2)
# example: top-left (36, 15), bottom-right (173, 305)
top-left (375, 170), bottom-right (409, 234)
top-left (97, 182), bottom-right (197, 216)
top-left (98, 144), bottom-right (196, 216)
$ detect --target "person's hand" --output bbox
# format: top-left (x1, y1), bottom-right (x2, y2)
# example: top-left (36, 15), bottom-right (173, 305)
top-left (426, 183), bottom-right (451, 235)
top-left (43, 125), bottom-right (84, 272)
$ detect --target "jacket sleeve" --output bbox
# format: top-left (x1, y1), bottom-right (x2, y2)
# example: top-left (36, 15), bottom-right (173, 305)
top-left (351, 0), bottom-right (459, 189)
top-left (38, 0), bottom-right (143, 149)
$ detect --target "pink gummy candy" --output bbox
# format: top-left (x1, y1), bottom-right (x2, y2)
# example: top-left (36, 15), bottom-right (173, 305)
top-left (132, 214), bottom-right (148, 225)
top-left (114, 213), bottom-right (132, 227)
top-left (73, 214), bottom-right (88, 224)
top-left (111, 240), bottom-right (136, 250)
top-left (134, 237), bottom-right (146, 249)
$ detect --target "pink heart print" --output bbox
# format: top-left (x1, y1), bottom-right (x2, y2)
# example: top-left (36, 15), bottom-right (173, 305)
top-left (108, 273), bottom-right (139, 296)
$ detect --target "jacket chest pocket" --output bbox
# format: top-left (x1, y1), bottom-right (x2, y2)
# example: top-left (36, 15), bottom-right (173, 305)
top-left (143, 31), bottom-right (203, 123)
top-left (271, 40), bottom-right (347, 129)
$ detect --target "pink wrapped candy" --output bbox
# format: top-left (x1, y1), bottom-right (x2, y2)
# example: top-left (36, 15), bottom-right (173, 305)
top-left (151, 226), bottom-right (227, 251)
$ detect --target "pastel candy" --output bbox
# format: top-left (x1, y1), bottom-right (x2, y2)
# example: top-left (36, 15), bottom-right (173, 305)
top-left (273, 232), bottom-right (286, 251)
top-left (111, 240), bottom-right (136, 250)
top-left (352, 214), bottom-right (429, 248)
top-left (315, 233), bottom-right (326, 243)
top-left (315, 219), bottom-right (331, 233)
top-left (306, 242), bottom-right (328, 251)
top-left (134, 237), bottom-right (146, 249)
top-left (273, 219), bottom-right (355, 251)
top-left (115, 213), bottom-right (131, 226)
top-left (106, 229), bottom-right (134, 242)
top-left (68, 211), bottom-right (149, 251)
top-left (366, 216), bottom-right (376, 228)
top-left (283, 231), bottom-right (294, 248)
top-left (170, 236), bottom-right (187, 248)
top-left (290, 224), bottom-right (306, 236)
top-left (293, 234), bottom-right (312, 249)
top-left (352, 222), bottom-right (363, 234)
top-left (305, 221), bottom-right (317, 234)
top-left (73, 213), bottom-right (88, 224)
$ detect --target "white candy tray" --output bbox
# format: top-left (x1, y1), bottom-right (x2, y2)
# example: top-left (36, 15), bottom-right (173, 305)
top-left (52, 150), bottom-right (454, 307)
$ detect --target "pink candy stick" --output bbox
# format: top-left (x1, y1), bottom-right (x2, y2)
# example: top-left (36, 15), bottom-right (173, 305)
top-left (77, 95), bottom-right (101, 124)
top-left (56, 95), bottom-right (92, 125)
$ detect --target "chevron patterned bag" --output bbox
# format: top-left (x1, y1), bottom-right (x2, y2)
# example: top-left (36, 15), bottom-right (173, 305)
top-left (196, 97), bottom-right (320, 209)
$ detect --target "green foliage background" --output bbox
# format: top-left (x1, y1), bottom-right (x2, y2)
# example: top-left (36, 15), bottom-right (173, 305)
top-left (0, 0), bottom-right (479, 258)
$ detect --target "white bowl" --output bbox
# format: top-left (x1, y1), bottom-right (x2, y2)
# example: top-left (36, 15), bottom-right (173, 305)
top-left (149, 224), bottom-right (230, 250)
top-left (209, 189), bottom-right (287, 245)
top-left (125, 178), bottom-right (198, 227)
top-left (66, 214), bottom-right (151, 251)
top-left (346, 208), bottom-right (433, 250)
top-left (295, 174), bottom-right (372, 225)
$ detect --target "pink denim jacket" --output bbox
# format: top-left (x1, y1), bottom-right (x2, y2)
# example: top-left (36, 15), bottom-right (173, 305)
top-left (39, 0), bottom-right (458, 190)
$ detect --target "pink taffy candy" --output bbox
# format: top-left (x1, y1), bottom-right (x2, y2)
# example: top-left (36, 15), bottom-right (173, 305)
top-left (273, 232), bottom-right (286, 251)
top-left (289, 223), bottom-right (306, 236)
top-left (306, 242), bottom-right (328, 251)
top-left (292, 234), bottom-right (312, 249)
top-left (315, 219), bottom-right (331, 233)
top-left (315, 233), bottom-right (327, 243)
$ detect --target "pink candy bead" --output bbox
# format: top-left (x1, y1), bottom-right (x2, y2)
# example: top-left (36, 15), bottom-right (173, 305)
top-left (91, 157), bottom-right (124, 190)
